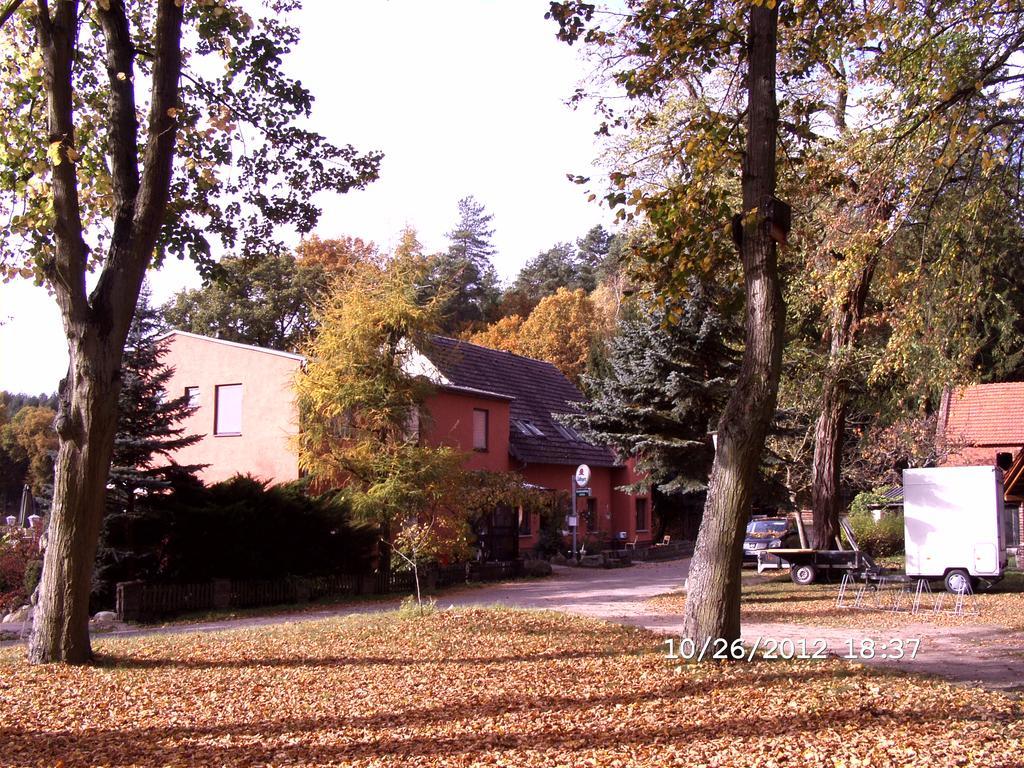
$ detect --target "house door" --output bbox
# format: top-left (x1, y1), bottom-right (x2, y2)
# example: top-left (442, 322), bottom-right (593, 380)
top-left (479, 504), bottom-right (519, 562)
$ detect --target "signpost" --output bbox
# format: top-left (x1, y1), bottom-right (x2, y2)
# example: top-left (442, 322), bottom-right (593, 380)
top-left (571, 464), bottom-right (591, 559)
top-left (575, 464), bottom-right (591, 487)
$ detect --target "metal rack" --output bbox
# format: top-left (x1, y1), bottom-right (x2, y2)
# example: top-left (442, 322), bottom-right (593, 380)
top-left (836, 572), bottom-right (978, 616)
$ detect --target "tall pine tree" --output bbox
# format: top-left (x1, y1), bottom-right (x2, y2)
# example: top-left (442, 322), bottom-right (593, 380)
top-left (109, 289), bottom-right (203, 506)
top-left (429, 196), bottom-right (501, 332)
top-left (564, 284), bottom-right (737, 499)
top-left (89, 289), bottom-right (205, 607)
top-left (576, 225), bottom-right (620, 287)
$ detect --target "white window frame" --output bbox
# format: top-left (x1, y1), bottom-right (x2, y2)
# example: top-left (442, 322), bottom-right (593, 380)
top-left (214, 383), bottom-right (243, 436)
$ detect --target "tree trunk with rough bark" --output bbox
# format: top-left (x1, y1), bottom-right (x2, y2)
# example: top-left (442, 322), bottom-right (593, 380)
top-left (27, 0), bottom-right (183, 664)
top-left (809, 257), bottom-right (876, 550)
top-left (810, 381), bottom-right (846, 549)
top-left (29, 339), bottom-right (124, 663)
top-left (682, 4), bottom-right (785, 646)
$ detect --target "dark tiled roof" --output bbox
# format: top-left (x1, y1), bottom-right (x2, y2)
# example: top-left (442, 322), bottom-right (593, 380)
top-left (425, 336), bottom-right (617, 468)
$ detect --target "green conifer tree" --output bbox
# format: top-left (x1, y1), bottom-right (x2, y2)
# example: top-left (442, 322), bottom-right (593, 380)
top-left (108, 288), bottom-right (203, 503)
top-left (565, 284), bottom-right (737, 497)
top-left (429, 196), bottom-right (501, 332)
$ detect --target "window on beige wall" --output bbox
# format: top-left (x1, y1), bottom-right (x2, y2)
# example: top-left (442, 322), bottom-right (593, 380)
top-left (185, 386), bottom-right (200, 407)
top-left (214, 384), bottom-right (243, 435)
top-left (473, 408), bottom-right (488, 451)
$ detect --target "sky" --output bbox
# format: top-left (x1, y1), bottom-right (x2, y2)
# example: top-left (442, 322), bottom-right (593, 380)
top-left (0, 1), bottom-right (613, 395)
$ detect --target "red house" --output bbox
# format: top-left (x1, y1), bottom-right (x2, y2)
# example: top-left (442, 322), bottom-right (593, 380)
top-left (938, 383), bottom-right (1024, 468)
top-left (159, 330), bottom-right (304, 485)
top-left (937, 382), bottom-right (1024, 550)
top-left (418, 336), bottom-right (653, 554)
top-left (160, 331), bottom-right (654, 556)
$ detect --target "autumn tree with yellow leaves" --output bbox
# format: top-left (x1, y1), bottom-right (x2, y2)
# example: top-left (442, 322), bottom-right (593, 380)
top-left (295, 255), bottom-right (471, 597)
top-left (469, 288), bottom-right (616, 384)
top-left (0, 406), bottom-right (58, 497)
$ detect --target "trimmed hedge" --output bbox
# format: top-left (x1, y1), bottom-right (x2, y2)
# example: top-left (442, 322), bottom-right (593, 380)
top-left (92, 475), bottom-right (375, 611)
top-left (848, 511), bottom-right (904, 557)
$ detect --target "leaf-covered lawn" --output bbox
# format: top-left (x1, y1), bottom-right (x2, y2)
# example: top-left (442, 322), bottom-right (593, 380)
top-left (648, 571), bottom-right (1024, 632)
top-left (1, 608), bottom-right (1021, 767)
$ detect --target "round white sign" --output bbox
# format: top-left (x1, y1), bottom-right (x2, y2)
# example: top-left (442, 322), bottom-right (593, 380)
top-left (575, 464), bottom-right (591, 487)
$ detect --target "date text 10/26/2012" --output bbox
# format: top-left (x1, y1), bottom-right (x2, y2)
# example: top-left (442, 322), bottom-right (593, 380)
top-left (663, 637), bottom-right (922, 663)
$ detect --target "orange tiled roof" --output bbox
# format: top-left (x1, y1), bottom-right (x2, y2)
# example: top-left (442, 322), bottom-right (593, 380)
top-left (942, 383), bottom-right (1024, 447)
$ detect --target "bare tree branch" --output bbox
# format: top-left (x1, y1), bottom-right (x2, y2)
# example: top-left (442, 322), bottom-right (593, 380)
top-left (96, 0), bottom-right (140, 252)
top-left (36, 0), bottom-right (89, 319)
top-left (0, 0), bottom-right (25, 29)
top-left (93, 0), bottom-right (182, 319)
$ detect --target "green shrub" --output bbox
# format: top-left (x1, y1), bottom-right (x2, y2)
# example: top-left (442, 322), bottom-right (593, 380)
top-left (849, 489), bottom-right (890, 518)
top-left (848, 511), bottom-right (904, 557)
top-left (91, 474), bottom-right (376, 610)
top-left (532, 511), bottom-right (567, 558)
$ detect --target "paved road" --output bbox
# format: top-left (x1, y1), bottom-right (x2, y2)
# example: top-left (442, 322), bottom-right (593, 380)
top-left (0, 560), bottom-right (692, 645)
top-left (4, 560), bottom-right (1021, 692)
top-left (437, 559), bottom-right (694, 618)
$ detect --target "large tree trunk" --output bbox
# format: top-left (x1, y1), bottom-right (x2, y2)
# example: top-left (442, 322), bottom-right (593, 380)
top-left (682, 4), bottom-right (784, 646)
top-left (810, 380), bottom-right (846, 549)
top-left (29, 336), bottom-right (125, 664)
top-left (27, 0), bottom-right (183, 664)
top-left (809, 258), bottom-right (876, 549)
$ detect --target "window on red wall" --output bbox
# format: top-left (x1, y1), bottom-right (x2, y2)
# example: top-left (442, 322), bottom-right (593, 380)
top-left (473, 408), bottom-right (489, 451)
top-left (585, 497), bottom-right (596, 528)
top-left (635, 498), bottom-right (648, 532)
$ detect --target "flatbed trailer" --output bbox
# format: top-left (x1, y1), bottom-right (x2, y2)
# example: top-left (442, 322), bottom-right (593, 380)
top-left (758, 547), bottom-right (879, 585)
top-left (756, 517), bottom-right (881, 585)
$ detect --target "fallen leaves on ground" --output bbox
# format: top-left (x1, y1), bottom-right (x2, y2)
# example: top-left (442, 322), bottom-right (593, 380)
top-left (0, 608), bottom-right (1021, 767)
top-left (647, 572), bottom-right (1024, 632)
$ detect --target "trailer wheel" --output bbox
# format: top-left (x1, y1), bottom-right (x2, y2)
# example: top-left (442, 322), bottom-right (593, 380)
top-left (791, 564), bottom-right (818, 585)
top-left (944, 569), bottom-right (971, 594)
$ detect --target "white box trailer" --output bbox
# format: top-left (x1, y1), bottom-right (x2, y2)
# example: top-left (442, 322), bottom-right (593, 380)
top-left (903, 466), bottom-right (1009, 592)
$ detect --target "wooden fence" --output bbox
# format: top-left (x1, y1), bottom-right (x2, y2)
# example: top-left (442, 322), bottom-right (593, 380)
top-left (431, 560), bottom-right (522, 588)
top-left (133, 581), bottom-right (218, 620)
top-left (116, 560), bottom-right (523, 623)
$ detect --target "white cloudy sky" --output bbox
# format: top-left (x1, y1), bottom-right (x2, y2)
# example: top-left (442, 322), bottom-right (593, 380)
top-left (0, 1), bottom-right (613, 394)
